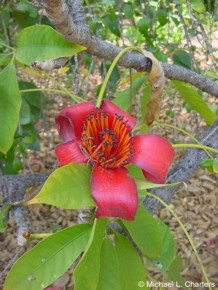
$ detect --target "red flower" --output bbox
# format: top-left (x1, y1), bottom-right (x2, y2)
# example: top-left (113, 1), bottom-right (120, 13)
top-left (55, 100), bottom-right (174, 221)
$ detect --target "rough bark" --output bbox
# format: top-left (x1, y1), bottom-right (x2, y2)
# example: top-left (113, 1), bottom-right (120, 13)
top-left (144, 119), bottom-right (218, 213)
top-left (44, 0), bottom-right (218, 97)
top-left (0, 173), bottom-right (49, 246)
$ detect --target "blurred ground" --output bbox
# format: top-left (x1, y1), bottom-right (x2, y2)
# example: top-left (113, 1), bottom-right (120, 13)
top-left (0, 63), bottom-right (217, 290)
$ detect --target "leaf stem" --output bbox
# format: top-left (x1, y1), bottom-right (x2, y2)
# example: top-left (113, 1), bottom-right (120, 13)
top-left (42, 71), bottom-right (83, 103)
top-left (20, 87), bottom-right (80, 100)
top-left (96, 46), bottom-right (145, 107)
top-left (0, 41), bottom-right (15, 51)
top-left (146, 192), bottom-right (212, 289)
top-left (30, 233), bottom-right (53, 240)
top-left (154, 122), bottom-right (213, 159)
top-left (173, 143), bottom-right (218, 154)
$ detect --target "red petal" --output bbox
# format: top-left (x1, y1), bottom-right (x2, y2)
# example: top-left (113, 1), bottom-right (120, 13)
top-left (100, 99), bottom-right (136, 129)
top-left (130, 134), bottom-right (174, 183)
top-left (55, 102), bottom-right (96, 142)
top-left (55, 141), bottom-right (87, 166)
top-left (91, 165), bottom-right (138, 220)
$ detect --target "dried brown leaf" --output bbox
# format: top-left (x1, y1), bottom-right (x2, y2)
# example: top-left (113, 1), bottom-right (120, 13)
top-left (142, 50), bottom-right (165, 125)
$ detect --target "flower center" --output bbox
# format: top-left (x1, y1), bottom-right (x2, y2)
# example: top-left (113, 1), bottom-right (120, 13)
top-left (81, 110), bottom-right (134, 169)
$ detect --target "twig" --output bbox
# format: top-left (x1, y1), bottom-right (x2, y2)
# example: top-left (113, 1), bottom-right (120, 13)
top-left (0, 173), bottom-right (49, 246)
top-left (83, 56), bottom-right (95, 98)
top-left (1, 15), bottom-right (10, 49)
top-left (197, 19), bottom-right (218, 74)
top-left (73, 54), bottom-right (80, 95)
top-left (177, 5), bottom-right (198, 70)
top-left (32, 57), bottom-right (69, 71)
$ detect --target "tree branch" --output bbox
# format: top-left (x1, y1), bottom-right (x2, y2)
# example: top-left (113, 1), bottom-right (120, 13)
top-left (143, 119), bottom-right (218, 213)
top-left (0, 173), bottom-right (48, 245)
top-left (44, 0), bottom-right (152, 72)
top-left (161, 62), bottom-right (218, 97)
top-left (44, 0), bottom-right (218, 97)
top-left (1, 173), bottom-right (49, 203)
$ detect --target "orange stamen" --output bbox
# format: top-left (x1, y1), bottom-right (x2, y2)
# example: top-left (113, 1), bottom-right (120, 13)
top-left (81, 110), bottom-right (133, 169)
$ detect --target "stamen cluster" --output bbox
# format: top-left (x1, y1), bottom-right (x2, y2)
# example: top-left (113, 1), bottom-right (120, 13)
top-left (81, 110), bottom-right (133, 168)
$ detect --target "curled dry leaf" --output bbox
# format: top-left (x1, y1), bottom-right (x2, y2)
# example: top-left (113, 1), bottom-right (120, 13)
top-left (142, 50), bottom-right (165, 125)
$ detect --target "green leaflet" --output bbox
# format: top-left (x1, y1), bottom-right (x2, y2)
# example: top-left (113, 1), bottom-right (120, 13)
top-left (114, 231), bottom-right (148, 290)
top-left (74, 219), bottom-right (107, 290)
top-left (24, 163), bottom-right (95, 209)
top-left (123, 206), bottom-right (162, 258)
top-left (4, 224), bottom-right (92, 290)
top-left (16, 25), bottom-right (86, 65)
top-left (0, 61), bottom-right (21, 154)
top-left (173, 80), bottom-right (216, 125)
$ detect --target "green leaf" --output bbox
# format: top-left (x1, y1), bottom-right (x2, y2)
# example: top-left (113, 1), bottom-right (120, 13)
top-left (20, 81), bottom-right (43, 108)
top-left (200, 158), bottom-right (218, 173)
top-left (135, 179), bottom-right (182, 190)
top-left (157, 9), bottom-right (168, 26)
top-left (212, 160), bottom-right (218, 173)
top-left (114, 231), bottom-right (148, 290)
top-left (122, 3), bottom-right (133, 19)
top-left (0, 204), bottom-right (13, 233)
top-left (122, 206), bottom-right (162, 258)
top-left (168, 255), bottom-right (188, 289)
top-left (24, 163), bottom-right (95, 209)
top-left (16, 1), bottom-right (38, 18)
top-left (96, 237), bottom-right (121, 290)
top-left (173, 80), bottom-right (216, 125)
top-left (74, 219), bottom-right (107, 290)
top-left (114, 76), bottom-right (146, 111)
top-left (189, 0), bottom-right (206, 13)
top-left (15, 25), bottom-right (86, 65)
top-left (19, 81), bottom-right (45, 120)
top-left (147, 220), bottom-right (175, 272)
top-left (4, 224), bottom-right (92, 290)
top-left (20, 99), bottom-right (31, 125)
top-left (11, 9), bottom-right (37, 29)
top-left (0, 61), bottom-right (21, 154)
top-left (0, 53), bottom-right (12, 66)
top-left (127, 164), bottom-right (145, 180)
top-left (200, 158), bottom-right (213, 169)
top-left (103, 62), bottom-right (120, 88)
top-left (137, 18), bottom-right (150, 36)
top-left (141, 83), bottom-right (151, 123)
top-left (172, 50), bottom-right (192, 69)
top-left (103, 10), bottom-right (121, 37)
top-left (127, 164), bottom-right (181, 190)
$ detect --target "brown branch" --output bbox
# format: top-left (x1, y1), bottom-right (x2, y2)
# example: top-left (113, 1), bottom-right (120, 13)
top-left (1, 173), bottom-right (49, 203)
top-left (161, 62), bottom-right (218, 97)
top-left (44, 0), bottom-right (152, 72)
top-left (0, 173), bottom-right (49, 246)
top-left (32, 57), bottom-right (69, 70)
top-left (144, 119), bottom-right (218, 213)
top-left (44, 0), bottom-right (218, 97)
